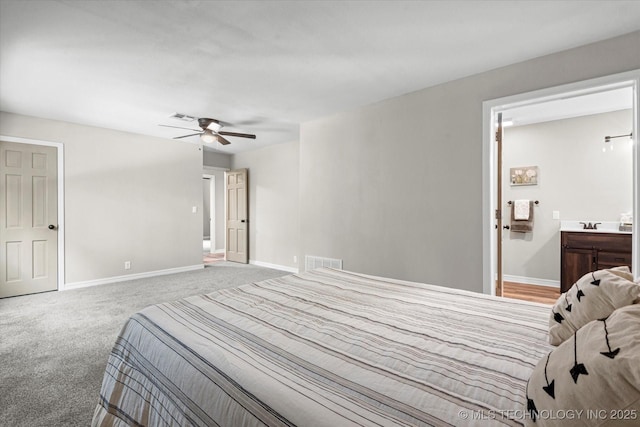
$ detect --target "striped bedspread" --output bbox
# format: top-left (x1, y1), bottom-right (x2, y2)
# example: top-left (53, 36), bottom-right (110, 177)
top-left (92, 268), bottom-right (552, 426)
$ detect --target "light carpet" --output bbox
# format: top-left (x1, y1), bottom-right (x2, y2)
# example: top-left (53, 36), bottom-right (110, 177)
top-left (0, 262), bottom-right (290, 426)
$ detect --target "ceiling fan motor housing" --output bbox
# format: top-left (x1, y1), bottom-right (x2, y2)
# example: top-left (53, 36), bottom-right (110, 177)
top-left (198, 118), bottom-right (221, 131)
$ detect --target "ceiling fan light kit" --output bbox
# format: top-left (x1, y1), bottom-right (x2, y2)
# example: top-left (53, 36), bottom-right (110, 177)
top-left (201, 129), bottom-right (216, 143)
top-left (158, 114), bottom-right (256, 146)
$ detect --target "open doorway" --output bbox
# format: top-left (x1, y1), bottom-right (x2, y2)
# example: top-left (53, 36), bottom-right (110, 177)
top-left (202, 175), bottom-right (219, 264)
top-left (483, 70), bottom-right (639, 297)
top-left (503, 89), bottom-right (632, 303)
top-left (203, 167), bottom-right (228, 264)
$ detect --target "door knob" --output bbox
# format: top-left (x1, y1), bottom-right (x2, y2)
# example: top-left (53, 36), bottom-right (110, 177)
top-left (48, 224), bottom-right (56, 230)
top-left (241, 220), bottom-right (246, 223)
top-left (503, 225), bottom-right (510, 230)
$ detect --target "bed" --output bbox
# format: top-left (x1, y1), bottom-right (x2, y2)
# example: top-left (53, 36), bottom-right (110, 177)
top-left (92, 268), bottom-right (553, 426)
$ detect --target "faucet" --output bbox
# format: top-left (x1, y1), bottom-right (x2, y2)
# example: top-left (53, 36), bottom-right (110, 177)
top-left (579, 222), bottom-right (602, 230)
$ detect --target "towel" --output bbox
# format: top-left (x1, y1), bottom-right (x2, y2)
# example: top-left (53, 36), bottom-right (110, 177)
top-left (511, 200), bottom-right (534, 233)
top-left (514, 199), bottom-right (530, 220)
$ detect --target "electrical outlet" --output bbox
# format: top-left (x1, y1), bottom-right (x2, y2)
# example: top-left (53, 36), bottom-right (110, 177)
top-left (552, 211), bottom-right (560, 220)
top-left (293, 255), bottom-right (298, 264)
top-left (124, 261), bottom-right (131, 270)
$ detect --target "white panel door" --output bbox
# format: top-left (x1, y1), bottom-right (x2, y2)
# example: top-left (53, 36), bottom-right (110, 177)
top-left (225, 169), bottom-right (248, 263)
top-left (1, 141), bottom-right (58, 298)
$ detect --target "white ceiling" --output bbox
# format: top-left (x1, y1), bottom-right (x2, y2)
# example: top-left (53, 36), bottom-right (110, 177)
top-left (2, 1), bottom-right (640, 154)
top-left (503, 87), bottom-right (634, 128)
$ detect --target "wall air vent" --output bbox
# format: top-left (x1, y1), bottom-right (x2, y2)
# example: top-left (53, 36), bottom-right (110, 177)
top-left (169, 112), bottom-right (197, 122)
top-left (305, 255), bottom-right (343, 271)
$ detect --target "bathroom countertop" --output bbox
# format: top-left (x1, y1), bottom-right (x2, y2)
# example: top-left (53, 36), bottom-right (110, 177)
top-left (560, 220), bottom-right (632, 234)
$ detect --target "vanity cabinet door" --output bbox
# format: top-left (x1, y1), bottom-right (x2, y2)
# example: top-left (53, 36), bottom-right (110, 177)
top-left (561, 247), bottom-right (593, 293)
top-left (561, 231), bottom-right (632, 293)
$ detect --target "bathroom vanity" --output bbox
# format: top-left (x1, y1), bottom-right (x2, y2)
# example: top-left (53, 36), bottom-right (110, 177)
top-left (560, 221), bottom-right (632, 292)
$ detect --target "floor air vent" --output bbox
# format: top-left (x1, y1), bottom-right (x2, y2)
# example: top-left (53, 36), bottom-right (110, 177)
top-left (305, 255), bottom-right (343, 271)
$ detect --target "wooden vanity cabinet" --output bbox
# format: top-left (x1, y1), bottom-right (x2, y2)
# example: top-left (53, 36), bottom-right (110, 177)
top-left (560, 231), bottom-right (632, 293)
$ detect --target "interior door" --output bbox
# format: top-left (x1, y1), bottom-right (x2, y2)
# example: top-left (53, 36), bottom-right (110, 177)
top-left (495, 113), bottom-right (504, 297)
top-left (1, 141), bottom-right (58, 298)
top-left (225, 169), bottom-right (248, 263)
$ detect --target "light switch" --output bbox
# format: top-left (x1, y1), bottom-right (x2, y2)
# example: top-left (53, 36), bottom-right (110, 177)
top-left (552, 210), bottom-right (560, 220)
top-left (192, 206), bottom-right (197, 214)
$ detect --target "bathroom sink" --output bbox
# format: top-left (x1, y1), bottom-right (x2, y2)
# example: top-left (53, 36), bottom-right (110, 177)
top-left (560, 220), bottom-right (631, 234)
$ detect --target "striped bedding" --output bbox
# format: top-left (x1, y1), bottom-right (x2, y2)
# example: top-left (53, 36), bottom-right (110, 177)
top-left (92, 268), bottom-right (552, 426)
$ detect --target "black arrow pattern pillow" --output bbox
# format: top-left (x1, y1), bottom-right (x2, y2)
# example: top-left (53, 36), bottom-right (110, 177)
top-left (525, 304), bottom-right (640, 427)
top-left (549, 266), bottom-right (639, 346)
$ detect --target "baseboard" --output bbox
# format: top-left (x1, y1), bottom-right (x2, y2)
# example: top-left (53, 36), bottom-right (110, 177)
top-left (62, 264), bottom-right (205, 291)
top-left (503, 274), bottom-right (559, 288)
top-left (249, 259), bottom-right (299, 274)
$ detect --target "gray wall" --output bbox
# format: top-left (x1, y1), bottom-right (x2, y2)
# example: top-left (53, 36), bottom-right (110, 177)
top-left (203, 150), bottom-right (231, 169)
top-left (503, 110), bottom-right (633, 283)
top-left (298, 31), bottom-right (640, 292)
top-left (0, 112), bottom-right (203, 285)
top-left (232, 140), bottom-right (300, 269)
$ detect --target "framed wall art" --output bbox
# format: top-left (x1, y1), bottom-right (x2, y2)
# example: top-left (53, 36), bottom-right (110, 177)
top-left (510, 166), bottom-right (538, 186)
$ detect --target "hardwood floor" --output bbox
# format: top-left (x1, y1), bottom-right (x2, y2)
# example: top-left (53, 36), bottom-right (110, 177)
top-left (502, 281), bottom-right (560, 305)
top-left (204, 252), bottom-right (225, 264)
top-left (203, 239), bottom-right (224, 264)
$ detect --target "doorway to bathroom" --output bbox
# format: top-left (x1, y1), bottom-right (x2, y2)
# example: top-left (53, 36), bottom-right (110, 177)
top-left (483, 70), bottom-right (639, 298)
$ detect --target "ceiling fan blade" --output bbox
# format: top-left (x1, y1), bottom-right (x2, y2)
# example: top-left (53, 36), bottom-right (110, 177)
top-left (218, 131), bottom-right (256, 139)
top-left (232, 118), bottom-right (264, 126)
top-left (216, 135), bottom-right (231, 145)
top-left (173, 133), bottom-right (202, 139)
top-left (159, 124), bottom-right (200, 132)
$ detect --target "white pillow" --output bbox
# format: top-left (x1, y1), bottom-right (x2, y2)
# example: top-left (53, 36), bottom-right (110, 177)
top-left (549, 266), bottom-right (640, 346)
top-left (526, 304), bottom-right (640, 426)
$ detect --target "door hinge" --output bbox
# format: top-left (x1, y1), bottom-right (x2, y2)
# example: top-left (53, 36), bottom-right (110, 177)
top-left (495, 209), bottom-right (502, 220)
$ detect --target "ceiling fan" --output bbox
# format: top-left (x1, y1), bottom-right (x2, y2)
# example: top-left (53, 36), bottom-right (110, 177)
top-left (159, 117), bottom-right (256, 145)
